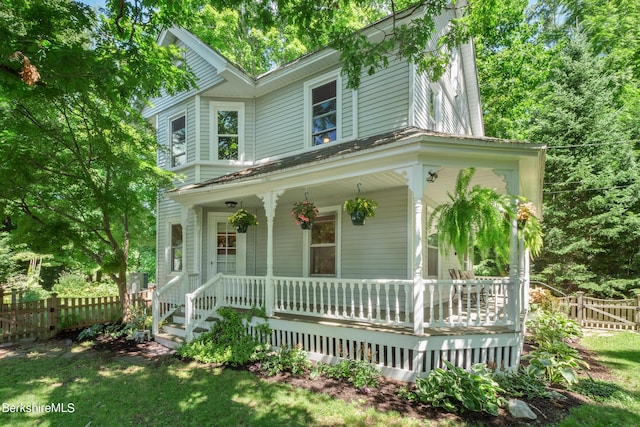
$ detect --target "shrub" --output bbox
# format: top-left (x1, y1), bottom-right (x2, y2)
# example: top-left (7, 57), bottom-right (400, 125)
top-left (320, 359), bottom-right (381, 390)
top-left (258, 345), bottom-right (312, 376)
top-left (400, 362), bottom-right (505, 416)
top-left (176, 307), bottom-right (271, 366)
top-left (495, 366), bottom-right (560, 400)
top-left (527, 310), bottom-right (583, 346)
top-left (53, 271), bottom-right (118, 297)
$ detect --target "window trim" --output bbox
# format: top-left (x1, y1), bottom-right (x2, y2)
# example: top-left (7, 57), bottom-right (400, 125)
top-left (302, 205), bottom-right (341, 277)
top-left (304, 71), bottom-right (342, 148)
top-left (210, 101), bottom-right (245, 162)
top-left (169, 113), bottom-right (187, 169)
top-left (168, 221), bottom-right (183, 274)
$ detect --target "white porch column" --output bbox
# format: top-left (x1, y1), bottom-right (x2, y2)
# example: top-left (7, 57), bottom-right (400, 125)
top-left (497, 169), bottom-right (522, 331)
top-left (180, 206), bottom-right (189, 296)
top-left (259, 190), bottom-right (283, 316)
top-left (190, 206), bottom-right (203, 284)
top-left (406, 165), bottom-right (429, 335)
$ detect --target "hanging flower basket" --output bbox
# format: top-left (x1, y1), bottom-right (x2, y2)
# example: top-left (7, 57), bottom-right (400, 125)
top-left (343, 197), bottom-right (377, 226)
top-left (228, 208), bottom-right (258, 233)
top-left (291, 200), bottom-right (318, 229)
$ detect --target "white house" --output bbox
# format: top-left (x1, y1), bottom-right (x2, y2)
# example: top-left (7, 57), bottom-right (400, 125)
top-left (146, 6), bottom-right (545, 381)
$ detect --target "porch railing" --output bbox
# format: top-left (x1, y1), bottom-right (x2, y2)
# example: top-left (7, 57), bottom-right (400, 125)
top-left (423, 278), bottom-right (513, 327)
top-left (185, 273), bottom-right (222, 340)
top-left (272, 277), bottom-right (413, 326)
top-left (152, 274), bottom-right (183, 335)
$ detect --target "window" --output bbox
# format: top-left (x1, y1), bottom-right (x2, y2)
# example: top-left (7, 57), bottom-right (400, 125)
top-left (310, 214), bottom-right (336, 275)
top-left (312, 81), bottom-right (337, 146)
top-left (216, 222), bottom-right (236, 274)
top-left (170, 116), bottom-right (186, 167)
top-left (170, 224), bottom-right (183, 272)
top-left (212, 102), bottom-right (244, 161)
top-left (305, 73), bottom-right (341, 147)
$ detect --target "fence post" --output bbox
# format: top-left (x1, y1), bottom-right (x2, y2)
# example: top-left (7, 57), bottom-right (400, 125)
top-left (576, 291), bottom-right (584, 326)
top-left (636, 295), bottom-right (640, 332)
top-left (49, 292), bottom-right (59, 337)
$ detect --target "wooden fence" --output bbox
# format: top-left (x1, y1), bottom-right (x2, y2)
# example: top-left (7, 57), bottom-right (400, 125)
top-left (0, 289), bottom-right (153, 343)
top-left (561, 291), bottom-right (640, 332)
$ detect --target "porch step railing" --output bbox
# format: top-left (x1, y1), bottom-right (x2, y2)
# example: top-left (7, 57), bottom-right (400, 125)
top-left (272, 277), bottom-right (413, 326)
top-left (185, 273), bottom-right (222, 340)
top-left (152, 274), bottom-right (183, 335)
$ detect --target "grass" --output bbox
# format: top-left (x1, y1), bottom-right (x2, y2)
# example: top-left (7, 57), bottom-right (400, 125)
top-left (0, 341), bottom-right (433, 427)
top-left (557, 331), bottom-right (640, 427)
top-left (2, 330), bottom-right (639, 426)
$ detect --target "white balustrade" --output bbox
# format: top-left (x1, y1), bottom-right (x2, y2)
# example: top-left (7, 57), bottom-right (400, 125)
top-left (152, 274), bottom-right (184, 335)
top-left (272, 277), bottom-right (413, 326)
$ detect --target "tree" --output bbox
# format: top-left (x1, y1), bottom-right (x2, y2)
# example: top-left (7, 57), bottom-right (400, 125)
top-left (527, 34), bottom-right (640, 295)
top-left (0, 0), bottom-right (193, 314)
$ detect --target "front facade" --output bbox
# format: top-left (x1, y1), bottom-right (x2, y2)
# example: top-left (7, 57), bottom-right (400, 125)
top-left (147, 8), bottom-right (545, 381)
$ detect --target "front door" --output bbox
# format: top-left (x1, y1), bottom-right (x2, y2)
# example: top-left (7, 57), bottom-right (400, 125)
top-left (207, 213), bottom-right (242, 279)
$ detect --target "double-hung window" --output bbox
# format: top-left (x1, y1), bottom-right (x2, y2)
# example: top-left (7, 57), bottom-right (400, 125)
top-left (212, 102), bottom-right (244, 161)
top-left (170, 115), bottom-right (186, 167)
top-left (306, 72), bottom-right (341, 147)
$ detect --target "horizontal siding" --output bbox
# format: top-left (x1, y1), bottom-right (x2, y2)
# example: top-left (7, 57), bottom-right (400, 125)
top-left (357, 59), bottom-right (410, 137)
top-left (143, 45), bottom-right (225, 119)
top-left (156, 197), bottom-right (182, 287)
top-left (341, 188), bottom-right (409, 279)
top-left (255, 84), bottom-right (304, 158)
top-left (272, 203), bottom-right (305, 276)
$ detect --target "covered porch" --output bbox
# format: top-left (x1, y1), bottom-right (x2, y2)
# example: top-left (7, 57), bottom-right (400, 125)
top-left (153, 128), bottom-right (543, 380)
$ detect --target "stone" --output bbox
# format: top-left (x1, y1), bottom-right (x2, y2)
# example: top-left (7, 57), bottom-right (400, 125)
top-left (508, 399), bottom-right (537, 420)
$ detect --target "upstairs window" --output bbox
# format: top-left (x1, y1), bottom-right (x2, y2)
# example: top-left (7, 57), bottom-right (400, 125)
top-left (170, 115), bottom-right (186, 167)
top-left (212, 102), bottom-right (244, 161)
top-left (305, 72), bottom-right (341, 147)
top-left (312, 81), bottom-right (337, 146)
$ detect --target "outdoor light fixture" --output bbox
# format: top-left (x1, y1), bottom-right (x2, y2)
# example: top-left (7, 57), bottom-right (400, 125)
top-left (427, 171), bottom-right (439, 183)
top-left (225, 201), bottom-right (238, 208)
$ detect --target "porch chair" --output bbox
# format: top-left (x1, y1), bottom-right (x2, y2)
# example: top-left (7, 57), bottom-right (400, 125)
top-left (459, 270), bottom-right (486, 304)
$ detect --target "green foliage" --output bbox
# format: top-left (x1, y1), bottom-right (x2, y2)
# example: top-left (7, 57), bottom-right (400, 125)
top-left (401, 362), bottom-right (506, 416)
top-left (527, 310), bottom-right (583, 346)
top-left (343, 197), bottom-right (378, 218)
top-left (52, 271), bottom-right (119, 297)
top-left (176, 307), bottom-right (271, 367)
top-left (257, 345), bottom-right (312, 376)
top-left (495, 366), bottom-right (560, 400)
top-left (571, 378), bottom-right (631, 403)
top-left (429, 168), bottom-right (513, 269)
top-left (525, 310), bottom-right (588, 385)
top-left (319, 359), bottom-right (381, 390)
top-left (227, 208), bottom-right (258, 228)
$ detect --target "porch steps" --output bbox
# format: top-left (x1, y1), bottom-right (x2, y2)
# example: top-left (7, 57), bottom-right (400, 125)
top-left (154, 307), bottom-right (214, 349)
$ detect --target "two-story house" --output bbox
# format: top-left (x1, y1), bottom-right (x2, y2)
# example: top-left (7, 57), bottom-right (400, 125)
top-left (146, 7), bottom-right (545, 381)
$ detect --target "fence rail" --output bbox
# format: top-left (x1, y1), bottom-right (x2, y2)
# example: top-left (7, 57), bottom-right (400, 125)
top-left (560, 291), bottom-right (640, 332)
top-left (0, 289), bottom-right (152, 342)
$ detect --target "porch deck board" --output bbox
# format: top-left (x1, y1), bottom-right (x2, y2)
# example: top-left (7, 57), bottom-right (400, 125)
top-left (270, 311), bottom-right (513, 336)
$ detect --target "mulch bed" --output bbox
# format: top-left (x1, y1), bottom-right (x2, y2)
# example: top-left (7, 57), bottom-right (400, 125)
top-left (45, 331), bottom-right (608, 426)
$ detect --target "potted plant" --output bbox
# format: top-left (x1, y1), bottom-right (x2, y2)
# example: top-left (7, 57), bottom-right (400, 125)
top-left (228, 208), bottom-right (258, 233)
top-left (429, 168), bottom-right (512, 270)
top-left (517, 199), bottom-right (543, 258)
top-left (291, 200), bottom-right (318, 229)
top-left (343, 197), bottom-right (378, 225)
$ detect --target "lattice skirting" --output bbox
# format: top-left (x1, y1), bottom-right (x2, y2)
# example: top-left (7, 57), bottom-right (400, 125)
top-left (248, 318), bottom-right (523, 382)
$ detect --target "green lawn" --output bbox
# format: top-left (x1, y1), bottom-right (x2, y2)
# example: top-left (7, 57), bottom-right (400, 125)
top-left (1, 331), bottom-right (639, 426)
top-left (558, 331), bottom-right (640, 427)
top-left (0, 342), bottom-right (431, 427)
